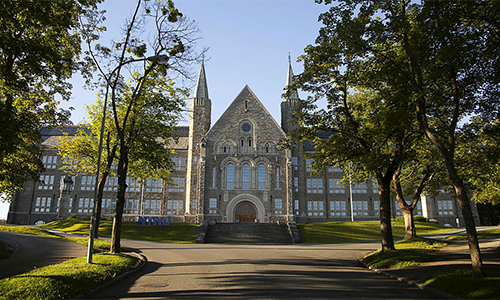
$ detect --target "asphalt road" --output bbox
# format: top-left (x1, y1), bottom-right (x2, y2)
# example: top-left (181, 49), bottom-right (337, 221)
top-left (87, 240), bottom-right (443, 299)
top-left (0, 230), bottom-right (87, 279)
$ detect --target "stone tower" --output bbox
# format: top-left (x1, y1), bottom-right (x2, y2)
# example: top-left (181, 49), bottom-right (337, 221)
top-left (185, 60), bottom-right (212, 217)
top-left (281, 56), bottom-right (299, 134)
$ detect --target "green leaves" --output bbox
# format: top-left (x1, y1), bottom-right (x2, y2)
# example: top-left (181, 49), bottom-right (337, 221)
top-left (0, 0), bottom-right (100, 197)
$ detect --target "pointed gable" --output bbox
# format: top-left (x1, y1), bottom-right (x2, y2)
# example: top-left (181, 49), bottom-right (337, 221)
top-left (206, 85), bottom-right (286, 142)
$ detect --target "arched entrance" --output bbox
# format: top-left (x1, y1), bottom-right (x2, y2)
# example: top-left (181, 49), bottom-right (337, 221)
top-left (235, 201), bottom-right (257, 223)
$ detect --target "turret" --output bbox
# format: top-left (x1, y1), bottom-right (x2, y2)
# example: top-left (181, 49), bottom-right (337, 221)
top-left (281, 55), bottom-right (299, 134)
top-left (185, 60), bottom-right (212, 217)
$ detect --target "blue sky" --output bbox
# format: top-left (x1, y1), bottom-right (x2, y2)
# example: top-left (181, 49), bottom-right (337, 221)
top-left (1, 0), bottom-right (328, 220)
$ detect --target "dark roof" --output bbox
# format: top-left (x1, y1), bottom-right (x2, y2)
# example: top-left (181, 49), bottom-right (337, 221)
top-left (40, 126), bottom-right (90, 137)
top-left (174, 126), bottom-right (189, 137)
top-left (303, 131), bottom-right (334, 151)
top-left (40, 125), bottom-right (190, 138)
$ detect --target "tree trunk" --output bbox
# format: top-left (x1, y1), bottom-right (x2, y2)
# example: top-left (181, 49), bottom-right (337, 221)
top-left (447, 162), bottom-right (485, 278)
top-left (379, 178), bottom-right (395, 251)
top-left (402, 207), bottom-right (416, 239)
top-left (110, 147), bottom-right (128, 254)
top-left (94, 172), bottom-right (108, 239)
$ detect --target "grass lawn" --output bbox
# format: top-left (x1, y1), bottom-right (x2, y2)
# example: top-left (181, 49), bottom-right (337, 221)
top-left (0, 253), bottom-right (140, 300)
top-left (362, 237), bottom-right (448, 269)
top-left (0, 225), bottom-right (118, 251)
top-left (40, 217), bottom-right (200, 243)
top-left (297, 220), bottom-right (452, 243)
top-left (425, 269), bottom-right (500, 299)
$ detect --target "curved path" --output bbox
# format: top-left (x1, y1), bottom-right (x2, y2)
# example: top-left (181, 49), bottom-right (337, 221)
top-left (87, 240), bottom-right (442, 299)
top-left (0, 230), bottom-right (87, 279)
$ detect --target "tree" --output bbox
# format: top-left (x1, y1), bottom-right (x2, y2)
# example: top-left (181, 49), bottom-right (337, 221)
top-left (0, 0), bottom-right (100, 199)
top-left (288, 70), bottom-right (415, 251)
top-left (459, 117), bottom-right (500, 205)
top-left (392, 146), bottom-right (443, 239)
top-left (82, 0), bottom-right (203, 253)
top-left (309, 0), bottom-right (500, 278)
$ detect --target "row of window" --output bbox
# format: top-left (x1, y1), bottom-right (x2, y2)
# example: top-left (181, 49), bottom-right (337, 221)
top-left (38, 175), bottom-right (169, 193)
top-left (218, 163), bottom-right (276, 190)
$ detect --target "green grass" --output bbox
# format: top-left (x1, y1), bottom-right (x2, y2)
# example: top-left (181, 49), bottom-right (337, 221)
top-left (297, 220), bottom-right (452, 244)
top-left (0, 253), bottom-right (140, 300)
top-left (446, 228), bottom-right (500, 241)
top-left (40, 217), bottom-right (199, 243)
top-left (0, 225), bottom-right (61, 238)
top-left (425, 269), bottom-right (500, 299)
top-left (363, 237), bottom-right (448, 269)
top-left (0, 225), bottom-right (121, 251)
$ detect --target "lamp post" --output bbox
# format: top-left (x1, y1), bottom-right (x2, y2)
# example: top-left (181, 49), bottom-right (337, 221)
top-left (87, 54), bottom-right (169, 264)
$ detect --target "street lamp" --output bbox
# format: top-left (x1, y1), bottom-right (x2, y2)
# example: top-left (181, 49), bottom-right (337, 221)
top-left (87, 54), bottom-right (169, 264)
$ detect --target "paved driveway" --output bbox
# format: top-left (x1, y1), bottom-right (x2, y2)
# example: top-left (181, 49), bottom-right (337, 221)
top-left (87, 240), bottom-right (442, 299)
top-left (0, 230), bottom-right (87, 279)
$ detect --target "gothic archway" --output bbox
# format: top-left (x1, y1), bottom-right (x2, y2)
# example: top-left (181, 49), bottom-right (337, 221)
top-left (235, 201), bottom-right (256, 223)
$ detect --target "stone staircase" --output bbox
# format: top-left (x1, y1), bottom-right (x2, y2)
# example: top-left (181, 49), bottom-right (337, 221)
top-left (203, 223), bottom-right (294, 244)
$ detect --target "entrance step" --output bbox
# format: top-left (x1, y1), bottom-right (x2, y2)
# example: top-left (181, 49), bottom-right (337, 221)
top-left (204, 223), bottom-right (294, 244)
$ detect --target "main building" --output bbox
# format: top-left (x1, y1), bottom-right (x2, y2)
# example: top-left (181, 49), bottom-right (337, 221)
top-left (7, 61), bottom-right (472, 226)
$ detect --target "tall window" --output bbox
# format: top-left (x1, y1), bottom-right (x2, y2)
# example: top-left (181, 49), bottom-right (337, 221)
top-left (101, 198), bottom-right (115, 215)
top-left (143, 199), bottom-right (162, 215)
top-left (294, 200), bottom-right (300, 215)
top-left (329, 200), bottom-right (347, 216)
top-left (145, 178), bottom-right (163, 192)
top-left (226, 163), bottom-right (234, 189)
top-left (172, 157), bottom-right (186, 170)
top-left (209, 198), bottom-right (217, 214)
top-left (353, 200), bottom-right (369, 216)
top-left (77, 197), bottom-right (93, 213)
top-left (166, 200), bottom-right (184, 215)
top-left (126, 177), bottom-right (141, 192)
top-left (212, 167), bottom-right (216, 188)
top-left (257, 163), bottom-right (266, 189)
top-left (306, 178), bottom-right (323, 193)
top-left (307, 200), bottom-right (324, 216)
top-left (168, 177), bottom-right (185, 192)
top-left (104, 177), bottom-right (118, 192)
top-left (274, 198), bottom-right (283, 215)
top-left (437, 200), bottom-right (454, 215)
top-left (305, 159), bottom-right (314, 173)
top-left (242, 163), bottom-right (250, 189)
top-left (42, 155), bottom-right (58, 169)
top-left (34, 196), bottom-right (51, 212)
top-left (292, 157), bottom-right (298, 170)
top-left (80, 175), bottom-right (95, 191)
top-left (329, 178), bottom-right (345, 194)
top-left (125, 199), bottom-right (139, 214)
top-left (38, 174), bottom-right (55, 190)
top-left (276, 166), bottom-right (280, 189)
top-left (191, 199), bottom-right (197, 215)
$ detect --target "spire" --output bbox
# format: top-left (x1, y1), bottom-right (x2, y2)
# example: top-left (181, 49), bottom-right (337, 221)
top-left (285, 54), bottom-right (299, 100)
top-left (193, 60), bottom-right (209, 99)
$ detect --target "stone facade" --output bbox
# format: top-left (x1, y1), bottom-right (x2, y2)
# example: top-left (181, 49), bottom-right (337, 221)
top-left (7, 61), bottom-right (478, 227)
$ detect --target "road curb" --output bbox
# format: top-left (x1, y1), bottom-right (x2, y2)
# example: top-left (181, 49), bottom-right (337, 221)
top-left (75, 252), bottom-right (148, 299)
top-left (359, 259), bottom-right (460, 299)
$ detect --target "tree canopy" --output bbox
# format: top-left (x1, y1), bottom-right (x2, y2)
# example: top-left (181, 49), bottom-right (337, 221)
top-left (0, 0), bottom-right (100, 198)
top-left (294, 0), bottom-right (500, 278)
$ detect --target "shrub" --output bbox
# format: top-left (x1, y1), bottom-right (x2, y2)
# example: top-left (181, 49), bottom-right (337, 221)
top-left (414, 215), bottom-right (429, 222)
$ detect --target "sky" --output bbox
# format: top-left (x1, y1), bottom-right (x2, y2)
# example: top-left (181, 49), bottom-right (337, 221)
top-left (1, 0), bottom-right (329, 220)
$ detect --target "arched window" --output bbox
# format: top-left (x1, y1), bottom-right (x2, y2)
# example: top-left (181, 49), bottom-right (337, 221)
top-left (226, 163), bottom-right (234, 189)
top-left (248, 138), bottom-right (252, 147)
top-left (257, 163), bottom-right (266, 190)
top-left (242, 163), bottom-right (250, 190)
